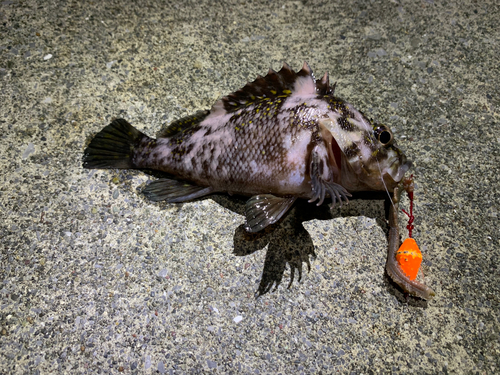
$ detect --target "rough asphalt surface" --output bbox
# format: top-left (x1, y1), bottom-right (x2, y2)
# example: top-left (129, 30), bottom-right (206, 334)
top-left (1, 0), bottom-right (499, 373)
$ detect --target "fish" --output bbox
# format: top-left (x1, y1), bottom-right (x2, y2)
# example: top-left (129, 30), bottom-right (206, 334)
top-left (83, 62), bottom-right (426, 297)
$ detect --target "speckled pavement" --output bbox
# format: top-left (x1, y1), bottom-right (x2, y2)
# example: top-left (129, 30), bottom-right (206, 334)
top-left (1, 0), bottom-right (499, 373)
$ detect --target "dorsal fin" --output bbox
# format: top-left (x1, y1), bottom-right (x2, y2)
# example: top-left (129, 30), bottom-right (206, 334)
top-left (315, 71), bottom-right (335, 95)
top-left (220, 62), bottom-right (329, 113)
top-left (156, 110), bottom-right (210, 138)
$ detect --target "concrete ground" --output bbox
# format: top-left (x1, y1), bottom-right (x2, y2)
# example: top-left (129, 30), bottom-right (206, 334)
top-left (1, 0), bottom-right (499, 373)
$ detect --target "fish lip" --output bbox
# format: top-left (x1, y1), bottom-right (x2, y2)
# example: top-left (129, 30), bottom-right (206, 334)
top-left (386, 156), bottom-right (412, 183)
top-left (395, 159), bottom-right (412, 182)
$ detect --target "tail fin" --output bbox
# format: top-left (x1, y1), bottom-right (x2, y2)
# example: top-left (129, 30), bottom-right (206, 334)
top-left (82, 119), bottom-right (148, 169)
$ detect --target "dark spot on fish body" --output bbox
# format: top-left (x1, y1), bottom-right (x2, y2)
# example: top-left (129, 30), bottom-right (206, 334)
top-left (204, 127), bottom-right (213, 137)
top-left (338, 116), bottom-right (356, 132)
top-left (200, 157), bottom-right (213, 177)
top-left (174, 142), bottom-right (194, 160)
top-left (344, 143), bottom-right (360, 159)
top-left (189, 156), bottom-right (198, 172)
top-left (327, 97), bottom-right (346, 112)
top-left (290, 110), bottom-right (321, 143)
top-left (312, 132), bottom-right (322, 144)
top-left (170, 151), bottom-right (182, 163)
top-left (363, 132), bottom-right (379, 152)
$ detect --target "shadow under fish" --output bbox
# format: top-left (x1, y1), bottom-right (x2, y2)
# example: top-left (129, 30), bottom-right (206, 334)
top-left (213, 190), bottom-right (430, 303)
top-left (216, 193), bottom-right (387, 298)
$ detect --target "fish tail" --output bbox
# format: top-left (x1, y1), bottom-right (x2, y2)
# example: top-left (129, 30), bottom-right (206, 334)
top-left (82, 119), bottom-right (149, 169)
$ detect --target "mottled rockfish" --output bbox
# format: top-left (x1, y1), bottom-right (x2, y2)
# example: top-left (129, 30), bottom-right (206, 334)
top-left (83, 62), bottom-right (410, 233)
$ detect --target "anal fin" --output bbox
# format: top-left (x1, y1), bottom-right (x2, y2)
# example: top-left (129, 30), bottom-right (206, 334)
top-left (245, 194), bottom-right (296, 233)
top-left (142, 179), bottom-right (214, 203)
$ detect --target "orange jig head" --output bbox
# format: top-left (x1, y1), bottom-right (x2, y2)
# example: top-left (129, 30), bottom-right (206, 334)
top-left (395, 238), bottom-right (422, 280)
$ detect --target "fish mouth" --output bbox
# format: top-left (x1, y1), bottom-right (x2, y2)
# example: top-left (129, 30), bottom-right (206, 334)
top-left (387, 155), bottom-right (412, 183)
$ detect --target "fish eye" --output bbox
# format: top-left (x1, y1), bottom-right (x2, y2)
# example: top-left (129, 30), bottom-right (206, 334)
top-left (379, 130), bottom-right (392, 145)
top-left (374, 126), bottom-right (393, 146)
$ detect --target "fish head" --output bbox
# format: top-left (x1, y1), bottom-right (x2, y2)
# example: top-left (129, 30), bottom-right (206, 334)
top-left (321, 105), bottom-right (412, 193)
top-left (358, 123), bottom-right (412, 191)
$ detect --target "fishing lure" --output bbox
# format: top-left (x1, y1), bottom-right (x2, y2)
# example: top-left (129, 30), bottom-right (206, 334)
top-left (387, 175), bottom-right (434, 299)
top-left (396, 176), bottom-right (422, 281)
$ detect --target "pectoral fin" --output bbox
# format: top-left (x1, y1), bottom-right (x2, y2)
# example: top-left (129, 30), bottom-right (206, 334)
top-left (245, 194), bottom-right (296, 233)
top-left (142, 179), bottom-right (213, 203)
top-left (308, 145), bottom-right (351, 208)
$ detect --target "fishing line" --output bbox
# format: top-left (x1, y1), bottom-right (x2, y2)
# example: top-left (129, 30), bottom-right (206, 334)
top-left (375, 152), bottom-right (397, 213)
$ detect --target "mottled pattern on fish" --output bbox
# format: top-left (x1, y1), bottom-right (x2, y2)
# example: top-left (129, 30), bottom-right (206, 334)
top-left (128, 63), bottom-right (408, 198)
top-left (83, 62), bottom-right (410, 232)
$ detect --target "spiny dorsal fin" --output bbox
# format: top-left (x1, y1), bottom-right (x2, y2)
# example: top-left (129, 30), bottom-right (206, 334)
top-left (156, 110), bottom-right (210, 138)
top-left (298, 61), bottom-right (313, 77)
top-left (315, 71), bottom-right (335, 95)
top-left (221, 62), bottom-right (327, 113)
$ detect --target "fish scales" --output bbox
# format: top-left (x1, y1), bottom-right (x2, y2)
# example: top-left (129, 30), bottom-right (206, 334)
top-left (136, 98), bottom-right (329, 197)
